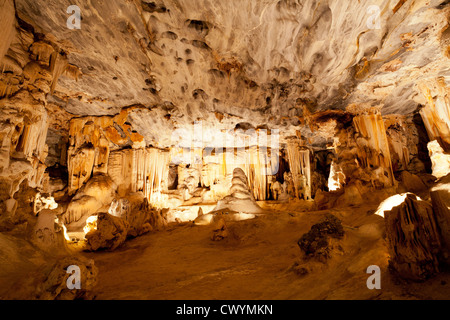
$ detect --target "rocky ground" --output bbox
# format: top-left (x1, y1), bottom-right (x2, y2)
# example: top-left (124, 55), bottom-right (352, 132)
top-left (2, 199), bottom-right (450, 300)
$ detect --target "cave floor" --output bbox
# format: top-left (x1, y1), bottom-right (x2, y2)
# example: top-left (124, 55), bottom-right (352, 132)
top-left (79, 202), bottom-right (450, 300)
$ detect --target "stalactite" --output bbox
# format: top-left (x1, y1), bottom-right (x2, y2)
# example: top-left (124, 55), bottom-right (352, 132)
top-left (49, 52), bottom-right (68, 93)
top-left (194, 146), bottom-right (276, 201)
top-left (352, 110), bottom-right (395, 186)
top-left (287, 139), bottom-right (312, 200)
top-left (245, 146), bottom-right (268, 201)
top-left (107, 147), bottom-right (169, 207)
top-left (67, 109), bottom-right (146, 194)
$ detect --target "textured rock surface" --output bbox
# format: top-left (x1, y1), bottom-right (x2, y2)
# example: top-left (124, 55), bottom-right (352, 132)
top-left (1, 0), bottom-right (450, 301)
top-left (212, 167), bottom-right (264, 214)
top-left (36, 256), bottom-right (98, 300)
top-left (430, 174), bottom-right (450, 264)
top-left (428, 140), bottom-right (450, 179)
top-left (109, 192), bottom-right (168, 237)
top-left (297, 213), bottom-right (344, 261)
top-left (385, 193), bottom-right (442, 281)
top-left (62, 173), bottom-right (117, 229)
top-left (2, 255), bottom-right (98, 300)
top-left (0, 0), bottom-right (447, 150)
top-left (85, 212), bottom-right (129, 251)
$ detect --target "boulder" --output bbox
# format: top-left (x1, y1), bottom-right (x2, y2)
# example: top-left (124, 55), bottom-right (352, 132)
top-left (400, 171), bottom-right (427, 193)
top-left (85, 212), bottom-right (129, 251)
top-left (297, 214), bottom-right (345, 262)
top-left (109, 193), bottom-right (166, 237)
top-left (37, 256), bottom-right (98, 300)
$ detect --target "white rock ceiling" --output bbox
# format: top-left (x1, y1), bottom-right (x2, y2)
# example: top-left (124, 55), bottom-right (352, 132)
top-left (13, 0), bottom-right (450, 148)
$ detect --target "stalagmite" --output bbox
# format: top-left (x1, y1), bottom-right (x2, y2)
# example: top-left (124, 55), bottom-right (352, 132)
top-left (384, 193), bottom-right (442, 281)
top-left (208, 167), bottom-right (263, 215)
top-left (430, 174), bottom-right (450, 265)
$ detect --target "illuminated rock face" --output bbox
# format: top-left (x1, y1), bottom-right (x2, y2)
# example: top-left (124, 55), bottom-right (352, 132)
top-left (0, 1), bottom-right (448, 243)
top-left (212, 167), bottom-right (264, 214)
top-left (431, 174), bottom-right (450, 264)
top-left (0, 0), bottom-right (450, 300)
top-left (62, 173), bottom-right (117, 227)
top-left (0, 0), bottom-right (448, 150)
top-left (287, 139), bottom-right (312, 200)
top-left (418, 79), bottom-right (450, 151)
top-left (428, 140), bottom-right (450, 179)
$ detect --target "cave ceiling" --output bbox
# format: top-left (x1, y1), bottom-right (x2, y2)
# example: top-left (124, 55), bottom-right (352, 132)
top-left (7, 0), bottom-right (450, 148)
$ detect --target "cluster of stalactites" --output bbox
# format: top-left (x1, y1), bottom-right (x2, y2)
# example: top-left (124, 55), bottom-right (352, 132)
top-left (286, 139), bottom-right (312, 200)
top-left (108, 147), bottom-right (170, 205)
top-left (352, 111), bottom-right (395, 187)
top-left (171, 146), bottom-right (279, 201)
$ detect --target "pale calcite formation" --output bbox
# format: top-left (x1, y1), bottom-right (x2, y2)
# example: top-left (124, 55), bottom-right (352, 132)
top-left (67, 109), bottom-right (146, 194)
top-left (0, 91), bottom-right (48, 215)
top-left (418, 78), bottom-right (450, 151)
top-left (287, 139), bottom-right (312, 200)
top-left (108, 147), bottom-right (170, 205)
top-left (210, 167), bottom-right (263, 215)
top-left (171, 144), bottom-right (279, 201)
top-left (428, 140), bottom-right (450, 179)
top-left (62, 173), bottom-right (117, 228)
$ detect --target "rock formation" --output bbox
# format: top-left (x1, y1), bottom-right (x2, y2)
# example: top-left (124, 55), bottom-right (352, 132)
top-left (384, 193), bottom-right (442, 281)
top-left (85, 212), bottom-right (129, 251)
top-left (428, 140), bottom-right (450, 179)
top-left (212, 167), bottom-right (264, 215)
top-left (4, 256), bottom-right (98, 300)
top-left (430, 174), bottom-right (450, 265)
top-left (297, 214), bottom-right (345, 262)
top-left (0, 0), bottom-right (450, 300)
top-left (62, 173), bottom-right (117, 232)
top-left (109, 193), bottom-right (168, 237)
